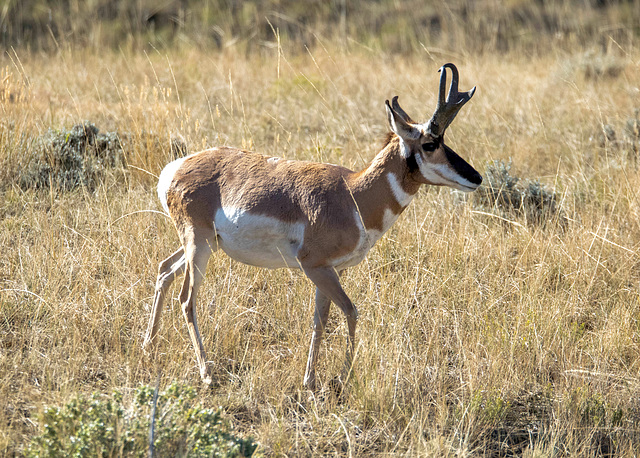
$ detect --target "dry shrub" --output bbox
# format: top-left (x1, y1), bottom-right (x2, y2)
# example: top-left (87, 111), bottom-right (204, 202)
top-left (474, 160), bottom-right (565, 227)
top-left (575, 50), bottom-right (627, 80)
top-left (592, 108), bottom-right (640, 164)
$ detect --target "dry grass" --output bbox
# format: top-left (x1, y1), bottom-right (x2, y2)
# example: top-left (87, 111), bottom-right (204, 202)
top-left (2, 36), bottom-right (640, 455)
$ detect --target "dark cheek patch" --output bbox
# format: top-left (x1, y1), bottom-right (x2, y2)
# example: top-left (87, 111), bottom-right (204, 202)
top-left (406, 153), bottom-right (419, 174)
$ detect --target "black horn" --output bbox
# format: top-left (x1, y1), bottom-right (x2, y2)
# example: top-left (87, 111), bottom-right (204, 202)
top-left (427, 63), bottom-right (475, 138)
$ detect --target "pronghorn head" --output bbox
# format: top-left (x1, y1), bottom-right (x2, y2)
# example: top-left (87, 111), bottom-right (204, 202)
top-left (385, 63), bottom-right (482, 192)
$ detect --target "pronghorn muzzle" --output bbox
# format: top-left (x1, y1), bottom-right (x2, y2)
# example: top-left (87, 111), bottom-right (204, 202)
top-left (444, 144), bottom-right (482, 190)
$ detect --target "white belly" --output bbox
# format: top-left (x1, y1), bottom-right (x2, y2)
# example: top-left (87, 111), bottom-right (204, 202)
top-left (214, 207), bottom-right (304, 269)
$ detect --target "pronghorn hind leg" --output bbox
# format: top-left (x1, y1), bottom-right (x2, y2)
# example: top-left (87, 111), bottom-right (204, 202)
top-left (179, 232), bottom-right (215, 384)
top-left (143, 247), bottom-right (186, 353)
top-left (303, 267), bottom-right (358, 388)
top-left (303, 287), bottom-right (331, 391)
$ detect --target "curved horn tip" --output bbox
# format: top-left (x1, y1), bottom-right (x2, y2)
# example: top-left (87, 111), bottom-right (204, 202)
top-left (392, 95), bottom-right (399, 103)
top-left (469, 86), bottom-right (476, 98)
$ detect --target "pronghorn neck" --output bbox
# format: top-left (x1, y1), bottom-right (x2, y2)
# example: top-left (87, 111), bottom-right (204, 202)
top-left (346, 134), bottom-right (422, 234)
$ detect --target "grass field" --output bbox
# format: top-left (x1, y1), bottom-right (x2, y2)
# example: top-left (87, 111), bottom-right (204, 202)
top-left (2, 2), bottom-right (640, 456)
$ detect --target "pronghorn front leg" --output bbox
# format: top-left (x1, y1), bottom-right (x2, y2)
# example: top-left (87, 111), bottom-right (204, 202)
top-left (143, 247), bottom-right (186, 352)
top-left (303, 267), bottom-right (358, 388)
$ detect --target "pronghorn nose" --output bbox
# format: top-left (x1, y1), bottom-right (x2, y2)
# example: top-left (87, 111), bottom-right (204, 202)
top-left (469, 169), bottom-right (482, 186)
top-left (444, 144), bottom-right (482, 186)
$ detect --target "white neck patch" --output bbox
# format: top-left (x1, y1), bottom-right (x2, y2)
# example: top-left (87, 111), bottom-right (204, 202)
top-left (387, 173), bottom-right (414, 208)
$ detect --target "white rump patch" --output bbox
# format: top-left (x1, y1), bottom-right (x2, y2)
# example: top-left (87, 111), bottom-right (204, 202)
top-left (214, 207), bottom-right (305, 269)
top-left (267, 156), bottom-right (281, 165)
top-left (387, 173), bottom-right (414, 208)
top-left (157, 156), bottom-right (188, 214)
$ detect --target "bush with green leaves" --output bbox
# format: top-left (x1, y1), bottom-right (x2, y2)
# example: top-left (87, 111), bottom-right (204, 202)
top-left (27, 382), bottom-right (257, 457)
top-left (19, 122), bottom-right (125, 191)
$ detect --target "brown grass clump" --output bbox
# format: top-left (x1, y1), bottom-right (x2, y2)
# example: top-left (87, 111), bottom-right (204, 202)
top-left (2, 14), bottom-right (640, 456)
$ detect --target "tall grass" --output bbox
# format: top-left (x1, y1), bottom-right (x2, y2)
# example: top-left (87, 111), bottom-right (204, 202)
top-left (5, 0), bottom-right (640, 55)
top-left (2, 4), bottom-right (640, 455)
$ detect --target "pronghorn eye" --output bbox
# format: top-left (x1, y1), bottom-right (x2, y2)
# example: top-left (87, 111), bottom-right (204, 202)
top-left (421, 142), bottom-right (437, 152)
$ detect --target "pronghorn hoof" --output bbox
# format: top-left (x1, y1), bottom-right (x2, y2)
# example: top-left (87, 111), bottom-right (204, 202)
top-left (141, 339), bottom-right (155, 356)
top-left (200, 370), bottom-right (214, 386)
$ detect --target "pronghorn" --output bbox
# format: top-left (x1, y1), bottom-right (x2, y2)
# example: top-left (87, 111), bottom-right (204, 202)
top-left (143, 63), bottom-right (481, 390)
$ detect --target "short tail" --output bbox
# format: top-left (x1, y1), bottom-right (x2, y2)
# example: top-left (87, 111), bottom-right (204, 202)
top-left (157, 157), bottom-right (187, 215)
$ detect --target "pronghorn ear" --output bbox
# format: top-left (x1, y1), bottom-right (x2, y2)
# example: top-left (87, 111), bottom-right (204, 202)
top-left (385, 99), bottom-right (419, 141)
top-left (391, 96), bottom-right (415, 123)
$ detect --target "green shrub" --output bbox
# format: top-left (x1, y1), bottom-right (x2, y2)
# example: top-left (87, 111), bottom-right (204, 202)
top-left (19, 122), bottom-right (125, 191)
top-left (27, 382), bottom-right (257, 457)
